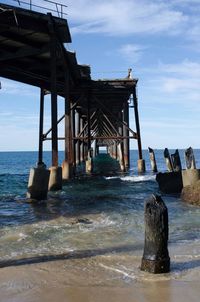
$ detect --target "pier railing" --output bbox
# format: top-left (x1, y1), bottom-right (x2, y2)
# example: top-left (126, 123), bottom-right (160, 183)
top-left (6, 0), bottom-right (68, 18)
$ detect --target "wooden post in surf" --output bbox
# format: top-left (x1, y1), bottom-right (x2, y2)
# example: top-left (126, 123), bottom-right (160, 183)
top-left (148, 147), bottom-right (158, 172)
top-left (171, 149), bottom-right (182, 172)
top-left (164, 148), bottom-right (173, 172)
top-left (185, 147), bottom-right (196, 169)
top-left (141, 194), bottom-right (170, 274)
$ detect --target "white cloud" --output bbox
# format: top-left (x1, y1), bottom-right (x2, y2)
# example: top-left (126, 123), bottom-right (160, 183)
top-left (118, 44), bottom-right (145, 63)
top-left (66, 0), bottom-right (187, 36)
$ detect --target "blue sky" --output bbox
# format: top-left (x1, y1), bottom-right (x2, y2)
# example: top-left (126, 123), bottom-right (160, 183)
top-left (1, 0), bottom-right (200, 151)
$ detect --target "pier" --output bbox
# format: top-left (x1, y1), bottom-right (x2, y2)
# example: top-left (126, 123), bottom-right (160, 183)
top-left (0, 1), bottom-right (145, 199)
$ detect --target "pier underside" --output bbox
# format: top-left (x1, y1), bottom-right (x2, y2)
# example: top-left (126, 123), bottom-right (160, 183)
top-left (0, 1), bottom-right (145, 197)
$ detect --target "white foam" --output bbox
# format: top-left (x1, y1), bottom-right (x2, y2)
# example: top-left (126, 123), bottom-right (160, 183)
top-left (105, 175), bottom-right (155, 182)
top-left (99, 263), bottom-right (136, 280)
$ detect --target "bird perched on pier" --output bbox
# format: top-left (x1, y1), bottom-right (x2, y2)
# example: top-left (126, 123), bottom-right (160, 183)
top-left (127, 68), bottom-right (133, 79)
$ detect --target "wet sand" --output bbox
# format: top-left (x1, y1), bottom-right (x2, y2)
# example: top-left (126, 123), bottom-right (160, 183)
top-left (0, 246), bottom-right (200, 302)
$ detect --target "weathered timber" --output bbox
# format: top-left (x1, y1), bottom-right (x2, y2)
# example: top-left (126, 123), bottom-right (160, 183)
top-left (164, 148), bottom-right (173, 172)
top-left (141, 194), bottom-right (170, 274)
top-left (185, 147), bottom-right (196, 169)
top-left (148, 147), bottom-right (157, 173)
top-left (171, 149), bottom-right (182, 172)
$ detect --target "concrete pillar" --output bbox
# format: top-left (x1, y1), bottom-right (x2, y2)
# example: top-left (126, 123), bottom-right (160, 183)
top-left (118, 143), bottom-right (125, 172)
top-left (48, 166), bottom-right (62, 191)
top-left (86, 151), bottom-right (93, 173)
top-left (62, 160), bottom-right (74, 180)
top-left (27, 164), bottom-right (50, 200)
top-left (138, 159), bottom-right (146, 173)
top-left (182, 169), bottom-right (200, 187)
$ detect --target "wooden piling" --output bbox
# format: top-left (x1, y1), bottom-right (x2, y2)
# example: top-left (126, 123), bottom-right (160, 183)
top-left (171, 149), bottom-right (182, 172)
top-left (148, 147), bottom-right (157, 173)
top-left (185, 147), bottom-right (196, 169)
top-left (164, 148), bottom-right (173, 172)
top-left (141, 194), bottom-right (170, 274)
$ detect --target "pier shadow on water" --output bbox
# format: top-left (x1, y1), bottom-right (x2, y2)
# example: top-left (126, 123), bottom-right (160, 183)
top-left (0, 243), bottom-right (143, 268)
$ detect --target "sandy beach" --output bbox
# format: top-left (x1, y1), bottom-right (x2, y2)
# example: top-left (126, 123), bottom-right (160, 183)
top-left (0, 242), bottom-right (200, 302)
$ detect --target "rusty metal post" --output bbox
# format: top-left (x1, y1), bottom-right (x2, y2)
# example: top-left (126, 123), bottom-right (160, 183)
top-left (118, 112), bottom-right (125, 172)
top-left (76, 111), bottom-right (81, 165)
top-left (133, 85), bottom-right (145, 172)
top-left (86, 91), bottom-right (93, 173)
top-left (62, 94), bottom-right (74, 180)
top-left (80, 117), bottom-right (84, 162)
top-left (123, 101), bottom-right (130, 168)
top-left (71, 106), bottom-right (76, 170)
top-left (38, 88), bottom-right (45, 165)
top-left (50, 27), bottom-right (58, 167)
top-left (87, 91), bottom-right (91, 154)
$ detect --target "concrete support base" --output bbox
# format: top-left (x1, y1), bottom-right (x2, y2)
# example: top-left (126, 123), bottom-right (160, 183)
top-left (48, 166), bottom-right (62, 191)
top-left (182, 169), bottom-right (200, 187)
top-left (62, 160), bottom-right (74, 180)
top-left (27, 165), bottom-right (50, 200)
top-left (156, 171), bottom-right (183, 194)
top-left (119, 161), bottom-right (125, 172)
top-left (138, 159), bottom-right (146, 173)
top-left (86, 156), bottom-right (93, 173)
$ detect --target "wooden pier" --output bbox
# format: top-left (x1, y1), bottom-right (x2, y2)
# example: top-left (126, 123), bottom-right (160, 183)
top-left (0, 1), bottom-right (145, 198)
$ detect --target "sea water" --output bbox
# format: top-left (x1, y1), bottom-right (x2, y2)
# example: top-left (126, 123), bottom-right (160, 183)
top-left (0, 150), bottom-right (200, 284)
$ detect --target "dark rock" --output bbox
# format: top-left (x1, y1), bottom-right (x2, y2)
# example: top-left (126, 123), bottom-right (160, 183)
top-left (71, 218), bottom-right (93, 225)
top-left (156, 171), bottom-right (183, 194)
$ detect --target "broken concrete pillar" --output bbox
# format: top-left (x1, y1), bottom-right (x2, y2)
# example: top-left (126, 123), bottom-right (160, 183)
top-left (141, 194), bottom-right (170, 274)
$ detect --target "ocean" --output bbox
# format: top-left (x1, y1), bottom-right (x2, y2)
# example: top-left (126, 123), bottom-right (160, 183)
top-left (0, 149), bottom-right (200, 286)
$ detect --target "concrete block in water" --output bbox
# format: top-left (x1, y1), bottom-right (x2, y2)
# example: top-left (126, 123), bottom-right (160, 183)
top-left (182, 169), bottom-right (200, 187)
top-left (181, 179), bottom-right (200, 206)
top-left (156, 171), bottom-right (183, 194)
top-left (137, 159), bottom-right (146, 173)
top-left (141, 194), bottom-right (170, 274)
top-left (48, 166), bottom-right (62, 191)
top-left (27, 165), bottom-right (50, 200)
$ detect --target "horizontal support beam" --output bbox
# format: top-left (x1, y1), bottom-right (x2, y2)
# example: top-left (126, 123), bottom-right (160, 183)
top-left (43, 135), bottom-right (137, 141)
